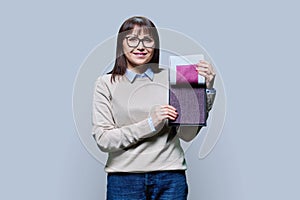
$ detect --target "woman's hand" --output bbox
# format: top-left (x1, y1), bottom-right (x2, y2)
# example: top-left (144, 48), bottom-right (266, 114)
top-left (195, 60), bottom-right (216, 89)
top-left (150, 105), bottom-right (178, 130)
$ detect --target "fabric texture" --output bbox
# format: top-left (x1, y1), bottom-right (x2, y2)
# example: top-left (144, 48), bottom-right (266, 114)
top-left (107, 170), bottom-right (188, 200)
top-left (176, 64), bottom-right (199, 84)
top-left (169, 85), bottom-right (206, 125)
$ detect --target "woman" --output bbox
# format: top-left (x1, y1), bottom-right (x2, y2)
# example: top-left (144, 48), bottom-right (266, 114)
top-left (92, 16), bottom-right (216, 200)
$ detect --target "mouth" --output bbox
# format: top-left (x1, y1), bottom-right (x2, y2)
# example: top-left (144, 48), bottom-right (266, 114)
top-left (133, 52), bottom-right (147, 56)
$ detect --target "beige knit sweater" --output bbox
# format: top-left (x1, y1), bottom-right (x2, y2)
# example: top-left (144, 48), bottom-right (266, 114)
top-left (92, 68), bottom-right (215, 173)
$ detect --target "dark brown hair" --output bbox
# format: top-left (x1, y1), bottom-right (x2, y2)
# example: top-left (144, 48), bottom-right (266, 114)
top-left (109, 16), bottom-right (160, 82)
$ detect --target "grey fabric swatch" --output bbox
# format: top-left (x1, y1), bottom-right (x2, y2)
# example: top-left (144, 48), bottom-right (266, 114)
top-left (169, 85), bottom-right (207, 126)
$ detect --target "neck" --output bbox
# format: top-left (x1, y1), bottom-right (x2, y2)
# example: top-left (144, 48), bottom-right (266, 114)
top-left (127, 62), bottom-right (147, 74)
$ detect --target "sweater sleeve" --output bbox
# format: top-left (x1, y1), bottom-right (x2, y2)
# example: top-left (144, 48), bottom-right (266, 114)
top-left (92, 77), bottom-right (156, 152)
top-left (177, 91), bottom-right (216, 141)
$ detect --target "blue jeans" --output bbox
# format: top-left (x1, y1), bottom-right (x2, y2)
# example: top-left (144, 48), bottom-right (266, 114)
top-left (107, 170), bottom-right (188, 200)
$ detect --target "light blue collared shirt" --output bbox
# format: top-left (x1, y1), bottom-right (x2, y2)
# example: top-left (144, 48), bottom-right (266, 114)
top-left (125, 67), bottom-right (154, 83)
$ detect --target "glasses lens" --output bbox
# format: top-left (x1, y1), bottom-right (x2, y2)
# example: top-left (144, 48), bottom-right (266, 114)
top-left (142, 36), bottom-right (154, 48)
top-left (127, 36), bottom-right (139, 47)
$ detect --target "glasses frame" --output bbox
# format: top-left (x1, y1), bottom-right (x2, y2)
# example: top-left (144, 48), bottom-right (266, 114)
top-left (125, 36), bottom-right (155, 48)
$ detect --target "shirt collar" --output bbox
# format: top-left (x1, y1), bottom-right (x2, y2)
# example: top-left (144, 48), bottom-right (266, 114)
top-left (125, 67), bottom-right (154, 83)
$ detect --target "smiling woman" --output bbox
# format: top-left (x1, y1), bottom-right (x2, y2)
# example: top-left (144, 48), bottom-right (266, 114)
top-left (91, 16), bottom-right (217, 200)
top-left (109, 16), bottom-right (160, 82)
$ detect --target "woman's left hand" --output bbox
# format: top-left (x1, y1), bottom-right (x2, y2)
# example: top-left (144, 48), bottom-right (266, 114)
top-left (195, 60), bottom-right (216, 89)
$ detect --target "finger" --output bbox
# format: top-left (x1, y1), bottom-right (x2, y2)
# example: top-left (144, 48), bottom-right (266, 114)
top-left (168, 115), bottom-right (177, 120)
top-left (197, 59), bottom-right (210, 66)
top-left (197, 63), bottom-right (210, 68)
top-left (197, 71), bottom-right (214, 81)
top-left (196, 66), bottom-right (216, 77)
top-left (196, 68), bottom-right (210, 77)
top-left (197, 61), bottom-right (215, 73)
top-left (200, 60), bottom-right (213, 67)
top-left (162, 112), bottom-right (178, 120)
top-left (196, 66), bottom-right (210, 74)
top-left (160, 107), bottom-right (178, 119)
top-left (161, 105), bottom-right (178, 120)
top-left (162, 105), bottom-right (177, 112)
top-left (160, 105), bottom-right (178, 120)
top-left (161, 107), bottom-right (178, 118)
top-left (167, 110), bottom-right (178, 118)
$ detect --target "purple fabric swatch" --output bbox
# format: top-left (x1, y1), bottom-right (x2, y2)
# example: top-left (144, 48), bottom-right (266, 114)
top-left (176, 64), bottom-right (198, 84)
top-left (169, 86), bottom-right (206, 125)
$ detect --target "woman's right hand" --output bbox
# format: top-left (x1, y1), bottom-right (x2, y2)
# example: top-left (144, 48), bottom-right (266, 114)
top-left (150, 105), bottom-right (178, 130)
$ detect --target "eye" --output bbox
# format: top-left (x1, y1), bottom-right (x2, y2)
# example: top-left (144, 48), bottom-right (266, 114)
top-left (143, 37), bottom-right (153, 42)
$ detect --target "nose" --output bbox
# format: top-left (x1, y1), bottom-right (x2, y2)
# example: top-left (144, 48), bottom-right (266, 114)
top-left (136, 40), bottom-right (145, 51)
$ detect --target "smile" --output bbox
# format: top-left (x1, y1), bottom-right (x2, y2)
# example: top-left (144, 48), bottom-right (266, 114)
top-left (133, 52), bottom-right (147, 56)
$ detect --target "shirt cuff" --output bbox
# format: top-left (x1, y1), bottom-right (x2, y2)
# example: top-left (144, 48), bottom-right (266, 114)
top-left (147, 117), bottom-right (156, 132)
top-left (206, 88), bottom-right (216, 94)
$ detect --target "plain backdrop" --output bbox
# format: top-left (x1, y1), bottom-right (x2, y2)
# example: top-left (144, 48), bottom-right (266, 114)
top-left (0, 0), bottom-right (299, 199)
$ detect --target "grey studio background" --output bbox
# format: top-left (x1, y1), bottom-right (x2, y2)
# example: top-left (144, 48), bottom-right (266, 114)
top-left (1, 0), bottom-right (299, 200)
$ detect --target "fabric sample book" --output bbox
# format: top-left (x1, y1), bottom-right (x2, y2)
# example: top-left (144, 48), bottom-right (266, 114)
top-left (169, 55), bottom-right (207, 126)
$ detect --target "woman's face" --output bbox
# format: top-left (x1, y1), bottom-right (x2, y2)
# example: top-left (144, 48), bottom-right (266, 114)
top-left (122, 26), bottom-right (155, 71)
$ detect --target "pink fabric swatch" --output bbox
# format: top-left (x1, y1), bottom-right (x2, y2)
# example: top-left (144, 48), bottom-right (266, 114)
top-left (176, 64), bottom-right (198, 84)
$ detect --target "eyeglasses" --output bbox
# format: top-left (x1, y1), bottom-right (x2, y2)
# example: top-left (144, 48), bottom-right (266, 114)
top-left (125, 35), bottom-right (155, 48)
